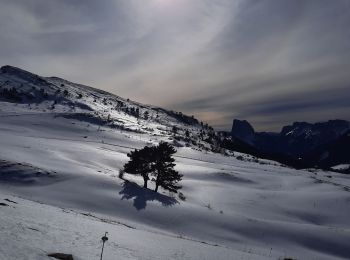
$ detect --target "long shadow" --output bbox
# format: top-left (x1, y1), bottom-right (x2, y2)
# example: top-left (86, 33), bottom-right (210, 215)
top-left (0, 160), bottom-right (57, 185)
top-left (119, 181), bottom-right (178, 210)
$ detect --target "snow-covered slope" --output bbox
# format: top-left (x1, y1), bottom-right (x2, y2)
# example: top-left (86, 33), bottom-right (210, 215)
top-left (1, 194), bottom-right (247, 260)
top-left (1, 66), bottom-right (350, 260)
top-left (0, 65), bottom-right (216, 151)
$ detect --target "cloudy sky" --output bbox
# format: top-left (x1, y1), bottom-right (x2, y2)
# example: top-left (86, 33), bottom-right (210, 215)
top-left (1, 0), bottom-right (349, 131)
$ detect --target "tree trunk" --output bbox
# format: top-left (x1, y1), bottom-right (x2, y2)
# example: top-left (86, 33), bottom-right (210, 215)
top-left (154, 170), bottom-right (160, 192)
top-left (143, 177), bottom-right (148, 189)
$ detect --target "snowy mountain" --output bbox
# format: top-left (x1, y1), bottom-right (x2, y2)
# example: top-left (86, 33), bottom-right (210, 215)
top-left (0, 65), bottom-right (223, 152)
top-left (1, 66), bottom-right (350, 260)
top-left (231, 119), bottom-right (350, 168)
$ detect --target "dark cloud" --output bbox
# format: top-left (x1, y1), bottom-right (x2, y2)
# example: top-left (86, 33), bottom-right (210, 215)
top-left (1, 0), bottom-right (349, 131)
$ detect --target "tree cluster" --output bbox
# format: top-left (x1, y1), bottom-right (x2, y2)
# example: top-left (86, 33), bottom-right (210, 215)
top-left (0, 87), bottom-right (22, 101)
top-left (166, 110), bottom-right (199, 125)
top-left (123, 142), bottom-right (182, 193)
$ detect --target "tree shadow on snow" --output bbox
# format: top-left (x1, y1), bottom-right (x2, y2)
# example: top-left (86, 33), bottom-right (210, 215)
top-left (119, 181), bottom-right (178, 210)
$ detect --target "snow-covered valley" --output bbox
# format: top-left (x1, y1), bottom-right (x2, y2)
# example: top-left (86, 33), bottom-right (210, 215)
top-left (1, 113), bottom-right (350, 260)
top-left (1, 66), bottom-right (350, 260)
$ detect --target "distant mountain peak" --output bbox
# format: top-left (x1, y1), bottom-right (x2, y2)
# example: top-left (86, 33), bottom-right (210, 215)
top-left (0, 65), bottom-right (43, 84)
top-left (230, 118), bottom-right (350, 168)
top-left (231, 119), bottom-right (255, 144)
top-left (1, 65), bottom-right (35, 75)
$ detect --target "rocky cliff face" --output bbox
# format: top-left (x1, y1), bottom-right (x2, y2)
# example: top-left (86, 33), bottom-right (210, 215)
top-left (231, 119), bottom-right (350, 168)
top-left (231, 119), bottom-right (255, 144)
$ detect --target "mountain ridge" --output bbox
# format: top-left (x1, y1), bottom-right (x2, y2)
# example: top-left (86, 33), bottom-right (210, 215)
top-left (231, 118), bottom-right (350, 169)
top-left (0, 65), bottom-right (222, 153)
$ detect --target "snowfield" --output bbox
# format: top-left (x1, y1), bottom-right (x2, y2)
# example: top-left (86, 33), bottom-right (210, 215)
top-left (0, 113), bottom-right (350, 260)
top-left (0, 66), bottom-right (350, 260)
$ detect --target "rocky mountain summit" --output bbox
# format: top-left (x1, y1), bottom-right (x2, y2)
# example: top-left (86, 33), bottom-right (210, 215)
top-left (231, 119), bottom-right (350, 169)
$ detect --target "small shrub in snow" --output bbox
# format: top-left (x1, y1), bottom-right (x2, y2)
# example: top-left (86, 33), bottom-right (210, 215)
top-left (118, 169), bottom-right (125, 179)
top-left (172, 125), bottom-right (178, 134)
top-left (236, 155), bottom-right (244, 161)
top-left (205, 203), bottom-right (212, 210)
top-left (143, 111), bottom-right (149, 120)
top-left (172, 139), bottom-right (183, 148)
top-left (178, 192), bottom-right (186, 201)
top-left (25, 92), bottom-right (35, 100)
top-left (47, 253), bottom-right (73, 260)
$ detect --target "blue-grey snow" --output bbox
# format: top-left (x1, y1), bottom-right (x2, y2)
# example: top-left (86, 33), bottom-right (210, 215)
top-left (0, 66), bottom-right (350, 260)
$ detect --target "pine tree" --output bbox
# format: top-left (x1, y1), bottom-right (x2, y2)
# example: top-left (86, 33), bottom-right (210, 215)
top-left (151, 142), bottom-right (182, 193)
top-left (144, 111), bottom-right (149, 120)
top-left (122, 142), bottom-right (182, 193)
top-left (172, 126), bottom-right (178, 135)
top-left (123, 146), bottom-right (153, 188)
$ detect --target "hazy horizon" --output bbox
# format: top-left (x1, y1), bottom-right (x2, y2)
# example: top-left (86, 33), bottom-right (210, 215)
top-left (1, 0), bottom-right (349, 131)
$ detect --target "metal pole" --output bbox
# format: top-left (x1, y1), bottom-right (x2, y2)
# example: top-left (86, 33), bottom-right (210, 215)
top-left (100, 243), bottom-right (105, 260)
top-left (100, 232), bottom-right (108, 260)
